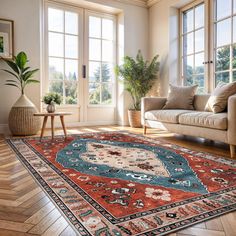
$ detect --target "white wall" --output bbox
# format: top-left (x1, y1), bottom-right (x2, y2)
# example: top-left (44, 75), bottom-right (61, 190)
top-left (0, 0), bottom-right (42, 128)
top-left (149, 0), bottom-right (192, 96)
top-left (0, 0), bottom-right (149, 131)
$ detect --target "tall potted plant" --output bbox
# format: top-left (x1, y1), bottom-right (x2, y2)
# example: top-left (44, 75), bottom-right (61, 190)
top-left (1, 51), bottom-right (41, 135)
top-left (116, 50), bottom-right (159, 128)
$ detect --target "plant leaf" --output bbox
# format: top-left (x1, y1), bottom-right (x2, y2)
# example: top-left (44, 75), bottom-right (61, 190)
top-left (16, 52), bottom-right (27, 70)
top-left (22, 69), bottom-right (39, 81)
top-left (5, 83), bottom-right (20, 89)
top-left (4, 60), bottom-right (19, 74)
top-left (6, 79), bottom-right (20, 84)
top-left (2, 69), bottom-right (19, 80)
top-left (24, 79), bottom-right (40, 85)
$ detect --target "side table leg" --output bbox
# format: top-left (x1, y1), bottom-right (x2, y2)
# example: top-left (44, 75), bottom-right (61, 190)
top-left (40, 116), bottom-right (48, 141)
top-left (60, 116), bottom-right (67, 139)
top-left (51, 116), bottom-right (55, 140)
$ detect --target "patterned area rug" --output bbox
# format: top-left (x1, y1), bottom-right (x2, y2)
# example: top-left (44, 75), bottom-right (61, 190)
top-left (7, 132), bottom-right (236, 236)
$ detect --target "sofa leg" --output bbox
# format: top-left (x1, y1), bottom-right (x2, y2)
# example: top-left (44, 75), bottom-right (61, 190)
top-left (230, 145), bottom-right (236, 158)
top-left (143, 125), bottom-right (147, 135)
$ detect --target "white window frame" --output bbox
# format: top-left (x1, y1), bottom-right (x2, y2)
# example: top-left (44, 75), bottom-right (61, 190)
top-left (85, 10), bottom-right (117, 108)
top-left (179, 0), bottom-right (209, 93)
top-left (212, 0), bottom-right (236, 88)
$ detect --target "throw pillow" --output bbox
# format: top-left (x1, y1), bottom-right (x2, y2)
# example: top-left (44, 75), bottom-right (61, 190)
top-left (205, 81), bottom-right (236, 113)
top-left (163, 84), bottom-right (198, 110)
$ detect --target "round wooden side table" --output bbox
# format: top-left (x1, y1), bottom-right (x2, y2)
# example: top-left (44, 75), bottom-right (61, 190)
top-left (34, 112), bottom-right (72, 140)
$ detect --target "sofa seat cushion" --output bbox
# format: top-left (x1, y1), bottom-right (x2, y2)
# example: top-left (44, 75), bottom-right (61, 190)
top-left (145, 110), bottom-right (194, 124)
top-left (179, 112), bottom-right (228, 130)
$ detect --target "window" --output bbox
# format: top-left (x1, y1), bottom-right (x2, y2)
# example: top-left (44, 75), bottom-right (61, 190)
top-left (180, 0), bottom-right (236, 92)
top-left (45, 4), bottom-right (116, 109)
top-left (181, 2), bottom-right (206, 93)
top-left (47, 7), bottom-right (79, 105)
top-left (214, 0), bottom-right (236, 85)
top-left (88, 15), bottom-right (115, 105)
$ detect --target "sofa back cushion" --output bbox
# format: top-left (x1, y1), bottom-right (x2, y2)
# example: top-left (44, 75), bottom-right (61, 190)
top-left (194, 94), bottom-right (210, 111)
top-left (163, 84), bottom-right (198, 110)
top-left (205, 82), bottom-right (236, 113)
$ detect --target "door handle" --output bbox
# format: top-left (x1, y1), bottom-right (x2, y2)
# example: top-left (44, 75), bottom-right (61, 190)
top-left (82, 65), bottom-right (86, 79)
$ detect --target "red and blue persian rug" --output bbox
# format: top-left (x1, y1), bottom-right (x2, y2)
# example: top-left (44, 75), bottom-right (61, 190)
top-left (7, 132), bottom-right (236, 235)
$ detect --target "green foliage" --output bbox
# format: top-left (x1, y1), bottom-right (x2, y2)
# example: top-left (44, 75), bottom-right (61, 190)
top-left (116, 50), bottom-right (160, 110)
top-left (1, 51), bottom-right (39, 95)
top-left (89, 64), bottom-right (112, 105)
top-left (43, 92), bottom-right (62, 105)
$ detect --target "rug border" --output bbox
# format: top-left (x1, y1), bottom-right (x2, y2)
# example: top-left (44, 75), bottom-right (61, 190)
top-left (6, 138), bottom-right (91, 236)
top-left (5, 131), bottom-right (236, 236)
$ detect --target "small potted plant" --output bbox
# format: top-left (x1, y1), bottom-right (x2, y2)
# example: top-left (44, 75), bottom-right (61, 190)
top-left (116, 50), bottom-right (160, 127)
top-left (43, 92), bottom-right (62, 113)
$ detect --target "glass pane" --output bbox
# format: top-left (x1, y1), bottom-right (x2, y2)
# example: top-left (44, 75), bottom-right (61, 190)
top-left (102, 19), bottom-right (113, 40)
top-left (49, 58), bottom-right (64, 80)
top-left (65, 59), bottom-right (78, 80)
top-left (195, 29), bottom-right (204, 52)
top-left (89, 39), bottom-right (101, 61)
top-left (216, 19), bottom-right (231, 47)
top-left (48, 8), bottom-right (63, 32)
top-left (89, 62), bottom-right (100, 82)
top-left (49, 80), bottom-right (63, 96)
top-left (183, 55), bottom-right (194, 85)
top-left (89, 16), bottom-right (101, 38)
top-left (233, 71), bottom-right (236, 81)
top-left (216, 0), bottom-right (231, 20)
top-left (215, 72), bottom-right (230, 85)
top-left (195, 4), bottom-right (204, 29)
top-left (101, 63), bottom-right (112, 82)
top-left (102, 40), bottom-right (113, 62)
top-left (216, 46), bottom-right (230, 71)
top-left (65, 11), bottom-right (78, 35)
top-left (234, 17), bottom-right (236, 43)
top-left (89, 83), bottom-right (100, 104)
top-left (49, 32), bottom-right (63, 57)
top-left (183, 9), bottom-right (193, 33)
top-left (65, 35), bottom-right (78, 59)
top-left (101, 83), bottom-right (112, 104)
top-left (233, 44), bottom-right (236, 69)
top-left (183, 33), bottom-right (194, 55)
top-left (195, 53), bottom-right (204, 74)
top-left (234, 0), bottom-right (236, 13)
top-left (65, 80), bottom-right (77, 104)
top-left (194, 75), bottom-right (204, 88)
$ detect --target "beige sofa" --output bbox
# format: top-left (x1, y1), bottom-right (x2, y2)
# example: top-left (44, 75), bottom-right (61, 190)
top-left (141, 94), bottom-right (236, 158)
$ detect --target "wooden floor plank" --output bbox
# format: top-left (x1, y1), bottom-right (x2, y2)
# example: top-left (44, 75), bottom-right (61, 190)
top-left (41, 216), bottom-right (68, 236)
top-left (0, 220), bottom-right (34, 233)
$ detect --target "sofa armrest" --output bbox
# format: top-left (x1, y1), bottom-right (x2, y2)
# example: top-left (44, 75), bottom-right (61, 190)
top-left (141, 97), bottom-right (167, 124)
top-left (228, 95), bottom-right (236, 145)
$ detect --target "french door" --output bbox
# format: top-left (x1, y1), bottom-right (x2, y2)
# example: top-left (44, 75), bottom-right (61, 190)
top-left (44, 2), bottom-right (116, 124)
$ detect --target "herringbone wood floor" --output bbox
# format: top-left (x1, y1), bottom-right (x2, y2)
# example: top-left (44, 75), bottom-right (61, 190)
top-left (0, 126), bottom-right (235, 236)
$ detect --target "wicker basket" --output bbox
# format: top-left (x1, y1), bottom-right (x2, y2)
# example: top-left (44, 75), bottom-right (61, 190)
top-left (8, 95), bottom-right (41, 136)
top-left (128, 110), bottom-right (142, 128)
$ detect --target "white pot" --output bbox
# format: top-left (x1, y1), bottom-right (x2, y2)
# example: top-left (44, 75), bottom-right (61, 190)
top-left (46, 103), bottom-right (55, 113)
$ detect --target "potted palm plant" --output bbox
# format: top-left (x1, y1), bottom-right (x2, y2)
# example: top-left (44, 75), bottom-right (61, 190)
top-left (116, 50), bottom-right (159, 128)
top-left (1, 51), bottom-right (41, 135)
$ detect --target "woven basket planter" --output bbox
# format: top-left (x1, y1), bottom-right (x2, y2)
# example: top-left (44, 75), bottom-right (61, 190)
top-left (128, 110), bottom-right (142, 128)
top-left (8, 95), bottom-right (41, 136)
